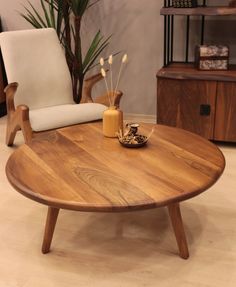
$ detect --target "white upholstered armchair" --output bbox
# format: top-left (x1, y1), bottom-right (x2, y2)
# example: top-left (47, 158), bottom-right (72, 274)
top-left (0, 28), bottom-right (122, 145)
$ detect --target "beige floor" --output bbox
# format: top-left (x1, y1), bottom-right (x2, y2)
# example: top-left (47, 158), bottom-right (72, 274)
top-left (0, 116), bottom-right (236, 287)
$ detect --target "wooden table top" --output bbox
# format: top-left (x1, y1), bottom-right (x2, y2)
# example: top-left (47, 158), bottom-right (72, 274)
top-left (6, 123), bottom-right (225, 212)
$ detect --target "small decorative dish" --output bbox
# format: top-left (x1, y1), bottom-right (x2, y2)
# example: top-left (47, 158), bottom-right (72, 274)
top-left (119, 135), bottom-right (148, 148)
top-left (117, 123), bottom-right (154, 149)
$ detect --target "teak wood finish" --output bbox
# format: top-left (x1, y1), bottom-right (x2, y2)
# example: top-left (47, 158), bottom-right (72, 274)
top-left (157, 77), bottom-right (217, 139)
top-left (157, 63), bottom-right (236, 82)
top-left (5, 73), bottom-right (122, 146)
top-left (6, 123), bottom-right (225, 259)
top-left (157, 64), bottom-right (236, 142)
top-left (214, 82), bottom-right (236, 141)
top-left (229, 0), bottom-right (236, 8)
top-left (160, 6), bottom-right (236, 16)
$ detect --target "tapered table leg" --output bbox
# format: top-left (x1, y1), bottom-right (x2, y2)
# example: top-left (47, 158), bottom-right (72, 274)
top-left (168, 203), bottom-right (189, 259)
top-left (42, 207), bottom-right (60, 254)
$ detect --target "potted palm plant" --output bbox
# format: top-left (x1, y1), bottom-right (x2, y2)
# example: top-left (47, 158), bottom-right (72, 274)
top-left (20, 0), bottom-right (111, 103)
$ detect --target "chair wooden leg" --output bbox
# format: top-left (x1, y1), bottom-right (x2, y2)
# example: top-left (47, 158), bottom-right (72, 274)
top-left (6, 124), bottom-right (19, 146)
top-left (168, 203), bottom-right (189, 259)
top-left (5, 83), bottom-right (33, 145)
top-left (21, 117), bottom-right (32, 145)
top-left (19, 105), bottom-right (33, 144)
top-left (6, 105), bottom-right (33, 146)
top-left (21, 125), bottom-right (33, 144)
top-left (42, 207), bottom-right (60, 254)
top-left (5, 83), bottom-right (20, 146)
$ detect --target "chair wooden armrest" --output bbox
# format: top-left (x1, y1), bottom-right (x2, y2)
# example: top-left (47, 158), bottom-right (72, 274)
top-left (82, 72), bottom-right (123, 107)
top-left (94, 90), bottom-right (123, 107)
top-left (5, 82), bottom-right (33, 145)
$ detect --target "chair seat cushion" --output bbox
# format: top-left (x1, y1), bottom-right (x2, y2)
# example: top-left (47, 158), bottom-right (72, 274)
top-left (29, 103), bottom-right (107, 132)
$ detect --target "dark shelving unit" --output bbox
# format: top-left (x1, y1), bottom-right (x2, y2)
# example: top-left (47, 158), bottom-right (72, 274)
top-left (157, 1), bottom-right (236, 142)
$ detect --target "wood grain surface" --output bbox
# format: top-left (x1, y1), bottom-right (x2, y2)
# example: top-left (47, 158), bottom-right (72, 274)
top-left (214, 82), bottom-right (236, 142)
top-left (6, 123), bottom-right (225, 212)
top-left (157, 63), bottom-right (236, 82)
top-left (157, 77), bottom-right (217, 139)
top-left (160, 6), bottom-right (236, 16)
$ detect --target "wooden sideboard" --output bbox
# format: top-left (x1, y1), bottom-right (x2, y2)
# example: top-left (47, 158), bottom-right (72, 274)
top-left (157, 63), bottom-right (236, 142)
top-left (157, 4), bottom-right (236, 142)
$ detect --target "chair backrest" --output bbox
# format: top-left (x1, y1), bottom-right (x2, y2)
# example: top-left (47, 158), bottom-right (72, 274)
top-left (0, 28), bottom-right (74, 109)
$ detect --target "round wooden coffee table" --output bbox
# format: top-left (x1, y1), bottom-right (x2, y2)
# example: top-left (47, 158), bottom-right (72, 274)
top-left (6, 123), bottom-right (225, 259)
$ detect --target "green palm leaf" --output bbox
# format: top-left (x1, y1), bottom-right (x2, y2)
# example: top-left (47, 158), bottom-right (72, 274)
top-left (45, 0), bottom-right (59, 10)
top-left (20, 6), bottom-right (45, 27)
top-left (49, 1), bottom-right (56, 28)
top-left (19, 13), bottom-right (42, 28)
top-left (83, 33), bottom-right (112, 74)
top-left (21, 0), bottom-right (64, 37)
top-left (68, 0), bottom-right (89, 17)
top-left (56, 0), bottom-right (64, 34)
top-left (40, 0), bottom-right (52, 27)
top-left (27, 1), bottom-right (47, 27)
top-left (82, 30), bottom-right (102, 69)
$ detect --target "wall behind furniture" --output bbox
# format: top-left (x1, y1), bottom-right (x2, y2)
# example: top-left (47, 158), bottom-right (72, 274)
top-left (0, 0), bottom-right (234, 115)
